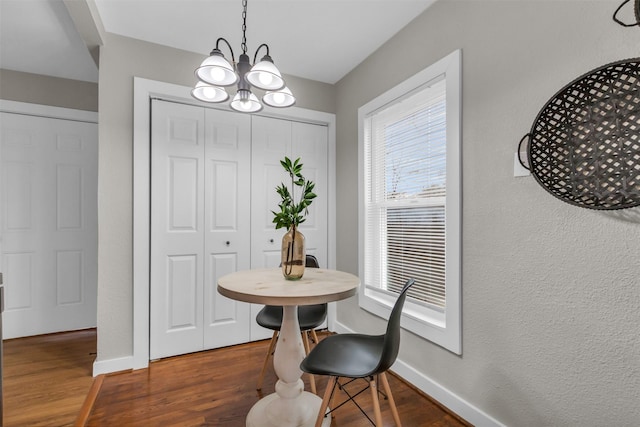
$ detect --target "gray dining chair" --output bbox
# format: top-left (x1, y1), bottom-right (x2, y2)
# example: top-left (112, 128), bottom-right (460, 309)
top-left (300, 278), bottom-right (415, 426)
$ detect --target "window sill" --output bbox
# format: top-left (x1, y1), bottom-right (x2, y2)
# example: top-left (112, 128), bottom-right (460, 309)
top-left (360, 285), bottom-right (460, 355)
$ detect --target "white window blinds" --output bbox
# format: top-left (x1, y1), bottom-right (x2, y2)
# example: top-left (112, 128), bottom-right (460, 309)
top-left (364, 79), bottom-right (447, 308)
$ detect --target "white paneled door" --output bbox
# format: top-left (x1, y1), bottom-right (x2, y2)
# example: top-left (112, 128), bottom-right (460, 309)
top-left (0, 112), bottom-right (98, 339)
top-left (250, 116), bottom-right (328, 269)
top-left (202, 107), bottom-right (252, 349)
top-left (249, 116), bottom-right (328, 340)
top-left (150, 100), bottom-right (251, 359)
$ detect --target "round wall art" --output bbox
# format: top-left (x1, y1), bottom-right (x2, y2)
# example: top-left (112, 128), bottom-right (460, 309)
top-left (519, 58), bottom-right (640, 210)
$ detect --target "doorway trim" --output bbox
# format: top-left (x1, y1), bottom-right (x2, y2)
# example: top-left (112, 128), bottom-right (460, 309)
top-left (132, 77), bottom-right (337, 370)
top-left (0, 99), bottom-right (98, 123)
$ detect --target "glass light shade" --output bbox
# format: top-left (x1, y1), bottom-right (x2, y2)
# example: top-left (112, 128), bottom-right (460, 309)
top-left (191, 82), bottom-right (229, 103)
top-left (245, 59), bottom-right (285, 91)
top-left (195, 53), bottom-right (238, 86)
top-left (230, 90), bottom-right (263, 113)
top-left (263, 86), bottom-right (296, 108)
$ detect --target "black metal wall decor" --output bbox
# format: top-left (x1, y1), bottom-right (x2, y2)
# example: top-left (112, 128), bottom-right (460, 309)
top-left (613, 0), bottom-right (640, 27)
top-left (518, 58), bottom-right (640, 210)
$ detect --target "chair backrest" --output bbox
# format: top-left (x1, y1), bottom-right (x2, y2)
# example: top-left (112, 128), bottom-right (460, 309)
top-left (279, 254), bottom-right (320, 269)
top-left (375, 278), bottom-right (415, 374)
top-left (305, 254), bottom-right (320, 268)
top-left (302, 255), bottom-right (326, 315)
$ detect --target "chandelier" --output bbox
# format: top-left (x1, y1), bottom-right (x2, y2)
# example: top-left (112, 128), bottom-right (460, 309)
top-left (191, 0), bottom-right (295, 113)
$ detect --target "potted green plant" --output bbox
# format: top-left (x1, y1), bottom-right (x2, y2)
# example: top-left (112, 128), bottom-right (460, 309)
top-left (272, 156), bottom-right (316, 279)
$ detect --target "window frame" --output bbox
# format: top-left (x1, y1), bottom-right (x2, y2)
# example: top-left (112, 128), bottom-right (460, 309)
top-left (357, 49), bottom-right (462, 354)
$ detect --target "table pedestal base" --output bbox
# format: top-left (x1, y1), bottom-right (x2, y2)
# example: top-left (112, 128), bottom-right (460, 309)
top-left (246, 391), bottom-right (330, 427)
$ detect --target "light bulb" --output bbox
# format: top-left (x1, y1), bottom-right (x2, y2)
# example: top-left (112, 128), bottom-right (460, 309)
top-left (210, 67), bottom-right (226, 83)
top-left (230, 90), bottom-right (262, 113)
top-left (263, 86), bottom-right (295, 108)
top-left (246, 57), bottom-right (284, 91)
top-left (202, 86), bottom-right (217, 99)
top-left (191, 81), bottom-right (228, 103)
top-left (259, 72), bottom-right (274, 87)
top-left (271, 92), bottom-right (285, 105)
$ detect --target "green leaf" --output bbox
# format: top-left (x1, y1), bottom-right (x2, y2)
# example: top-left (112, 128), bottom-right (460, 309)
top-left (272, 155), bottom-right (317, 230)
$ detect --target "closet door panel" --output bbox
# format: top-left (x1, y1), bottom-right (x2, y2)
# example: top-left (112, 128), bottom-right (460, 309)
top-left (250, 116), bottom-right (292, 270)
top-left (249, 116), bottom-right (329, 340)
top-left (150, 100), bottom-right (205, 359)
top-left (250, 116), bottom-right (291, 340)
top-left (203, 108), bottom-right (251, 348)
top-left (292, 122), bottom-right (328, 269)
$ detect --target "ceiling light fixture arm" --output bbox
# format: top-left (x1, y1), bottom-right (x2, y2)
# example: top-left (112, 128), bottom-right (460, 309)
top-left (253, 43), bottom-right (271, 64)
top-left (213, 37), bottom-right (236, 64)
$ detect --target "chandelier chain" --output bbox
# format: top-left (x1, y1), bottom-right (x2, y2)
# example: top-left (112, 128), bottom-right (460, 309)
top-left (241, 0), bottom-right (248, 54)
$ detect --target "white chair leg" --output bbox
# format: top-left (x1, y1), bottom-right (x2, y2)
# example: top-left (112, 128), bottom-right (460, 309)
top-left (256, 331), bottom-right (278, 390)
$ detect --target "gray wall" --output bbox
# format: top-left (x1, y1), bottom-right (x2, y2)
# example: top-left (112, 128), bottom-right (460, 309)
top-left (0, 69), bottom-right (98, 111)
top-left (334, 1), bottom-right (640, 426)
top-left (96, 32), bottom-right (336, 363)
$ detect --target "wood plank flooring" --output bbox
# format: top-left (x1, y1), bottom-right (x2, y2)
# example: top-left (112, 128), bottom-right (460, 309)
top-left (86, 334), bottom-right (471, 427)
top-left (2, 329), bottom-right (471, 426)
top-left (3, 328), bottom-right (96, 427)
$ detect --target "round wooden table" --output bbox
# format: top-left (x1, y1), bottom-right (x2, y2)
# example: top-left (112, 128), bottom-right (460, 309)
top-left (217, 268), bottom-right (359, 427)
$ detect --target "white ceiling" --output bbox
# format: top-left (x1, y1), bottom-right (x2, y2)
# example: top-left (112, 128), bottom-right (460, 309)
top-left (0, 0), bottom-right (435, 85)
top-left (0, 0), bottom-right (99, 82)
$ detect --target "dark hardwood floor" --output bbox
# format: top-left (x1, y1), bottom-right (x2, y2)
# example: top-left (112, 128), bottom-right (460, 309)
top-left (86, 334), bottom-right (470, 427)
top-left (2, 329), bottom-right (470, 426)
top-left (3, 328), bottom-right (96, 427)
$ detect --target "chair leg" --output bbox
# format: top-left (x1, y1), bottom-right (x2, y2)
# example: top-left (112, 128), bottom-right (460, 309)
top-left (302, 330), bottom-right (311, 354)
top-left (315, 376), bottom-right (337, 427)
top-left (302, 331), bottom-right (317, 394)
top-left (256, 331), bottom-right (278, 390)
top-left (380, 372), bottom-right (401, 426)
top-left (370, 377), bottom-right (383, 426)
top-left (329, 379), bottom-right (338, 419)
top-left (311, 328), bottom-right (320, 345)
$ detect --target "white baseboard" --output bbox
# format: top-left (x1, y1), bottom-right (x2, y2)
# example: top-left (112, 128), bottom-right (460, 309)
top-left (333, 321), bottom-right (504, 427)
top-left (92, 355), bottom-right (134, 377)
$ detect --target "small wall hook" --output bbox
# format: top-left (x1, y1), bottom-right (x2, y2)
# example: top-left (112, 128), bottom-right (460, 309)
top-left (613, 0), bottom-right (640, 27)
top-left (517, 133), bottom-right (531, 171)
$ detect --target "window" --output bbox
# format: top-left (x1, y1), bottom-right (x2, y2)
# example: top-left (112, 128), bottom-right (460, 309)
top-left (358, 50), bottom-right (461, 354)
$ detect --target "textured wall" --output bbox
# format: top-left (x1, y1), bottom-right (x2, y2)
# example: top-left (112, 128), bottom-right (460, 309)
top-left (96, 33), bottom-right (336, 362)
top-left (334, 1), bottom-right (640, 425)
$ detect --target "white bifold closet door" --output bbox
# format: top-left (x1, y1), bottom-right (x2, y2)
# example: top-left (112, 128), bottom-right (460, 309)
top-left (0, 112), bottom-right (98, 339)
top-left (249, 115), bottom-right (328, 341)
top-left (150, 100), bottom-right (251, 359)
